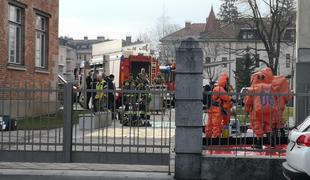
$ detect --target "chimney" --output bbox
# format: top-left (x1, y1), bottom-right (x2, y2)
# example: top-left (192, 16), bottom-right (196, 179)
top-left (97, 36), bottom-right (105, 40)
top-left (84, 36), bottom-right (88, 40)
top-left (126, 36), bottom-right (132, 44)
top-left (185, 21), bottom-right (191, 29)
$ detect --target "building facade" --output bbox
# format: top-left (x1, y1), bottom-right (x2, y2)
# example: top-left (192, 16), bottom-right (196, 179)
top-left (0, 0), bottom-right (59, 118)
top-left (0, 0), bottom-right (59, 88)
top-left (160, 8), bottom-right (296, 88)
top-left (58, 45), bottom-right (77, 82)
top-left (69, 36), bottom-right (106, 63)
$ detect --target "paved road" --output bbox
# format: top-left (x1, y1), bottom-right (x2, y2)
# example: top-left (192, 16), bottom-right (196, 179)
top-left (0, 110), bottom-right (175, 154)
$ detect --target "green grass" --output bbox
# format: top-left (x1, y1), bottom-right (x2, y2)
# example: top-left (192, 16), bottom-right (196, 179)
top-left (284, 107), bottom-right (294, 119)
top-left (17, 111), bottom-right (87, 130)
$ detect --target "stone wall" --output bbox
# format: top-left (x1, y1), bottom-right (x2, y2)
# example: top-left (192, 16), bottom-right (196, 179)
top-left (201, 156), bottom-right (286, 180)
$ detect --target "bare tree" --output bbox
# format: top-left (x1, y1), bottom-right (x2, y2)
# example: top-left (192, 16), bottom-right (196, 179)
top-left (238, 0), bottom-right (296, 74)
top-left (136, 32), bottom-right (152, 43)
top-left (201, 42), bottom-right (227, 82)
top-left (152, 14), bottom-right (181, 64)
top-left (218, 0), bottom-right (240, 23)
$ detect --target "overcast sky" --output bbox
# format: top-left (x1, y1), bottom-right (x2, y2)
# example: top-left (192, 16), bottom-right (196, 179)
top-left (59, 0), bottom-right (221, 40)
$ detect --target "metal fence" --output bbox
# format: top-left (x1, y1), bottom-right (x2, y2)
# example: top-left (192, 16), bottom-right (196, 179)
top-left (0, 84), bottom-right (175, 172)
top-left (202, 91), bottom-right (310, 158)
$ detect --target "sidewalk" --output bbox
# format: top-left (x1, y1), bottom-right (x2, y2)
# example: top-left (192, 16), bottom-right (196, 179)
top-left (0, 162), bottom-right (174, 180)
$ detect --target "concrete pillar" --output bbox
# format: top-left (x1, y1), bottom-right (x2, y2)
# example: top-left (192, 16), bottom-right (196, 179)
top-left (175, 38), bottom-right (203, 179)
top-left (295, 0), bottom-right (310, 125)
top-left (63, 83), bottom-right (73, 163)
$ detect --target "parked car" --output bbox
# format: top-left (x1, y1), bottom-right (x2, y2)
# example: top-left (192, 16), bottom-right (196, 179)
top-left (283, 116), bottom-right (310, 180)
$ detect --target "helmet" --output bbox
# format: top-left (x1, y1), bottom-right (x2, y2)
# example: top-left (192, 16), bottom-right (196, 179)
top-left (218, 73), bottom-right (229, 88)
top-left (260, 67), bottom-right (273, 84)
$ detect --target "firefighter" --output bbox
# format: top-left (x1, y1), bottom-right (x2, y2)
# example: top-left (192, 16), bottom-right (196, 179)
top-left (136, 75), bottom-right (152, 127)
top-left (94, 73), bottom-right (107, 112)
top-left (205, 73), bottom-right (232, 138)
top-left (137, 68), bottom-right (149, 85)
top-left (154, 74), bottom-right (164, 85)
top-left (121, 75), bottom-right (139, 126)
top-left (123, 74), bottom-right (136, 111)
top-left (245, 72), bottom-right (265, 139)
top-left (245, 68), bottom-right (276, 148)
top-left (221, 84), bottom-right (234, 127)
top-left (272, 76), bottom-right (291, 136)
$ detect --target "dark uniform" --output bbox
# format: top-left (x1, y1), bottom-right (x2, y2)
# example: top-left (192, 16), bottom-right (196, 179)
top-left (136, 75), bottom-right (151, 126)
top-left (86, 74), bottom-right (93, 109)
top-left (123, 77), bottom-right (136, 111)
top-left (154, 74), bottom-right (164, 85)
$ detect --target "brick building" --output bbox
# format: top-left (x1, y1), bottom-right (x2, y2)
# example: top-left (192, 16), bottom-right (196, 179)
top-left (0, 0), bottom-right (59, 89)
top-left (0, 0), bottom-right (59, 118)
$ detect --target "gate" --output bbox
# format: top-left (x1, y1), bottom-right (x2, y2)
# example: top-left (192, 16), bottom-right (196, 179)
top-left (0, 83), bottom-right (174, 172)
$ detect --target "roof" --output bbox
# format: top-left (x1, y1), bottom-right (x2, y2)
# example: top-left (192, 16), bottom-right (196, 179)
top-left (161, 9), bottom-right (296, 42)
top-left (69, 39), bottom-right (106, 45)
top-left (201, 21), bottom-right (248, 40)
top-left (160, 23), bottom-right (206, 42)
top-left (205, 6), bottom-right (219, 32)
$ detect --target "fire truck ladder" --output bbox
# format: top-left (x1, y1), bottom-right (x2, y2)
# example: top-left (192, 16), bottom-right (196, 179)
top-left (151, 61), bottom-right (157, 84)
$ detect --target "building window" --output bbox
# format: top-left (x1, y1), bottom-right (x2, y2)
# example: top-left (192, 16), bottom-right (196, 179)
top-left (222, 57), bottom-right (228, 67)
top-left (58, 65), bottom-right (64, 74)
top-left (35, 14), bottom-right (48, 68)
top-left (286, 54), bottom-right (291, 68)
top-left (240, 29), bottom-right (257, 40)
top-left (8, 4), bottom-right (23, 65)
top-left (205, 57), bottom-right (211, 64)
top-left (283, 28), bottom-right (296, 41)
top-left (255, 54), bottom-right (260, 67)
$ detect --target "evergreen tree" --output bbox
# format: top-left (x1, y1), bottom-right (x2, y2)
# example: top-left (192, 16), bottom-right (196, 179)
top-left (235, 53), bottom-right (256, 92)
top-left (218, 0), bottom-right (240, 23)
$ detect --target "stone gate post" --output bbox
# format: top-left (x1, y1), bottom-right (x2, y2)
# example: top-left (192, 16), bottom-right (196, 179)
top-left (175, 38), bottom-right (203, 179)
top-left (295, 0), bottom-right (310, 125)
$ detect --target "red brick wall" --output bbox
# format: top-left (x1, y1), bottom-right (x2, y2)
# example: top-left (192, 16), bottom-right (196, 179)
top-left (0, 0), bottom-right (59, 89)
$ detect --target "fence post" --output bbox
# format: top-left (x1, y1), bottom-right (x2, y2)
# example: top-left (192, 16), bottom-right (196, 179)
top-left (295, 0), bottom-right (310, 125)
top-left (175, 38), bottom-right (203, 179)
top-left (63, 83), bottom-right (73, 163)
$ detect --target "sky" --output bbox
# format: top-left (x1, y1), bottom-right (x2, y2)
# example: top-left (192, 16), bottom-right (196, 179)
top-left (59, 0), bottom-right (221, 40)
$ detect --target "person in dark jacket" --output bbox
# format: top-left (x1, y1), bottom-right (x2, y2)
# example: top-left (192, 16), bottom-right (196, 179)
top-left (107, 74), bottom-right (116, 119)
top-left (86, 71), bottom-right (93, 109)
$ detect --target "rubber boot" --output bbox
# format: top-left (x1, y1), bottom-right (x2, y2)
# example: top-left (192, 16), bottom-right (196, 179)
top-left (280, 128), bottom-right (286, 137)
top-left (267, 130), bottom-right (276, 149)
top-left (252, 137), bottom-right (263, 149)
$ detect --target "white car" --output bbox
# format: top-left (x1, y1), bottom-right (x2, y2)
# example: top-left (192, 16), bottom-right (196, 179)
top-left (283, 116), bottom-right (310, 180)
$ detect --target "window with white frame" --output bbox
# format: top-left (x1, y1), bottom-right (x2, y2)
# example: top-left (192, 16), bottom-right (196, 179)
top-left (35, 14), bottom-right (48, 68)
top-left (8, 4), bottom-right (23, 64)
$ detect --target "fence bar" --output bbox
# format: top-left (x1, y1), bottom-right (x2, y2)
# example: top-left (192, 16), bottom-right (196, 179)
top-left (63, 83), bottom-right (73, 163)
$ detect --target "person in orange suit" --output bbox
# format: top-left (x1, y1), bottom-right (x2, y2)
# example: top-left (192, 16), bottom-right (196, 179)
top-left (221, 84), bottom-right (233, 127)
top-left (272, 76), bottom-right (292, 136)
top-left (205, 73), bottom-right (232, 138)
top-left (245, 68), bottom-right (276, 148)
top-left (245, 72), bottom-right (265, 135)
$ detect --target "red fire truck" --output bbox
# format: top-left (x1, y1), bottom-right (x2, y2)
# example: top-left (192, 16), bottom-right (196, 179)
top-left (159, 64), bottom-right (176, 91)
top-left (119, 55), bottom-right (160, 87)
